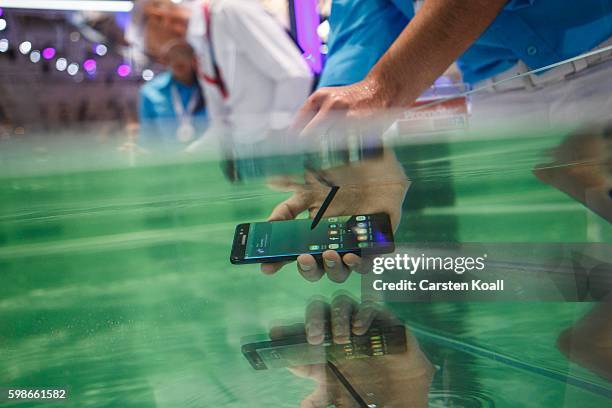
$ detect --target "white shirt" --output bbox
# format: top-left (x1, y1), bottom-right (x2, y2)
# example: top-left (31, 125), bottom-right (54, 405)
top-left (186, 0), bottom-right (313, 151)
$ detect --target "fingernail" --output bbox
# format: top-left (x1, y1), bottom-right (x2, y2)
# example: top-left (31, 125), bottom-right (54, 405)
top-left (335, 336), bottom-right (350, 345)
top-left (306, 322), bottom-right (323, 335)
top-left (299, 262), bottom-right (312, 271)
top-left (353, 319), bottom-right (364, 328)
top-left (346, 259), bottom-right (360, 268)
top-left (325, 259), bottom-right (336, 268)
top-left (308, 334), bottom-right (324, 345)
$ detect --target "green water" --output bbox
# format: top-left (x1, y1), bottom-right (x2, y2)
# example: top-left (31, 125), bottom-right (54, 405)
top-left (0, 129), bottom-right (610, 407)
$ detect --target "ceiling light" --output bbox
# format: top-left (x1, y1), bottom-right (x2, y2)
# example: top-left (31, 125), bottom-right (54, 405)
top-left (67, 62), bottom-right (79, 76)
top-left (56, 57), bottom-right (67, 71)
top-left (30, 49), bottom-right (40, 63)
top-left (18, 41), bottom-right (31, 54)
top-left (142, 69), bottom-right (154, 81)
top-left (95, 44), bottom-right (107, 56)
top-left (0, 1), bottom-right (134, 13)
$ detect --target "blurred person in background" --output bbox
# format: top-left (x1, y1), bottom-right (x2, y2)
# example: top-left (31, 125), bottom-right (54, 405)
top-left (139, 40), bottom-right (208, 150)
top-left (129, 0), bottom-right (313, 157)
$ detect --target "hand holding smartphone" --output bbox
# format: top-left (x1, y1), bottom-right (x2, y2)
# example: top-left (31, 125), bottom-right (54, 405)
top-left (241, 295), bottom-right (434, 408)
top-left (241, 323), bottom-right (407, 370)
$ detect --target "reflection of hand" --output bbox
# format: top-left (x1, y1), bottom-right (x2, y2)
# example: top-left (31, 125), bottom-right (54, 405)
top-left (557, 291), bottom-right (612, 381)
top-left (261, 149), bottom-right (409, 282)
top-left (270, 295), bottom-right (433, 407)
top-left (533, 125), bottom-right (612, 222)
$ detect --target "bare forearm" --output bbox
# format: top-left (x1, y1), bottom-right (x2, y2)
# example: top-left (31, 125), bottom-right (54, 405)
top-left (368, 0), bottom-right (507, 106)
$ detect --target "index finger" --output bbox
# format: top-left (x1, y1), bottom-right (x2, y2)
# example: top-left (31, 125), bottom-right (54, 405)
top-left (305, 299), bottom-right (330, 345)
top-left (330, 295), bottom-right (357, 344)
top-left (299, 105), bottom-right (335, 139)
top-left (291, 92), bottom-right (324, 131)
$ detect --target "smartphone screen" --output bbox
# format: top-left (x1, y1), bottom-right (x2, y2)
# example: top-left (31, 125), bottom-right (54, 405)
top-left (241, 324), bottom-right (407, 370)
top-left (231, 213), bottom-right (394, 264)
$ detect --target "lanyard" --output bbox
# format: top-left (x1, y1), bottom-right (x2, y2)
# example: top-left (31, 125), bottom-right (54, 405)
top-left (200, 0), bottom-right (229, 99)
top-left (170, 84), bottom-right (199, 120)
top-left (171, 84), bottom-right (200, 142)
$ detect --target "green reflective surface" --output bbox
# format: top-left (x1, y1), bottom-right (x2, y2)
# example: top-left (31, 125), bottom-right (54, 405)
top-left (1, 127), bottom-right (610, 407)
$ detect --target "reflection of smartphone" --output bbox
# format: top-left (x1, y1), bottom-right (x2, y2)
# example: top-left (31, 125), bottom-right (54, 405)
top-left (226, 133), bottom-right (384, 182)
top-left (230, 213), bottom-right (394, 264)
top-left (242, 324), bottom-right (407, 370)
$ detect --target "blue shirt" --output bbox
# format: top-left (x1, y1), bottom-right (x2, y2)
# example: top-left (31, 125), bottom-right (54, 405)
top-left (319, 0), bottom-right (612, 87)
top-left (139, 71), bottom-right (208, 148)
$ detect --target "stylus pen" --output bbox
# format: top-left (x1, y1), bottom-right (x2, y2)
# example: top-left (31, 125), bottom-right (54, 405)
top-left (310, 185), bottom-right (340, 230)
top-left (326, 360), bottom-right (369, 408)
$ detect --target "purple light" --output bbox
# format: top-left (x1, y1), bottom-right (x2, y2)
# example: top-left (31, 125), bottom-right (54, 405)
top-left (0, 8), bottom-right (3, 17)
top-left (83, 59), bottom-right (97, 73)
top-left (42, 47), bottom-right (56, 60)
top-left (116, 64), bottom-right (131, 77)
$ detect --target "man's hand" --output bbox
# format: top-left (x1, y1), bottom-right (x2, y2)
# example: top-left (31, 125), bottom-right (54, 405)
top-left (533, 124), bottom-right (612, 222)
top-left (260, 150), bottom-right (409, 282)
top-left (293, 76), bottom-right (393, 138)
top-left (293, 0), bottom-right (507, 136)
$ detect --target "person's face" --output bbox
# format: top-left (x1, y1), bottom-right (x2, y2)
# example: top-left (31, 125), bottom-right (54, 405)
top-left (170, 55), bottom-right (196, 83)
top-left (143, 4), bottom-right (190, 60)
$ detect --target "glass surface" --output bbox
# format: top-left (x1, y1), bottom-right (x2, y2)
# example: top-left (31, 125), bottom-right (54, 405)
top-left (1, 121), bottom-right (610, 407)
top-left (2, 4), bottom-right (611, 407)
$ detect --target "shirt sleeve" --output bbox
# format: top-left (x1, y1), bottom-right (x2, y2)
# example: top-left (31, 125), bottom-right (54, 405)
top-left (220, 0), bottom-right (313, 130)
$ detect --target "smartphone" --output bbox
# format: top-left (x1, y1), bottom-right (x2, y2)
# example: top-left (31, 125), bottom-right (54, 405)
top-left (230, 213), bottom-right (394, 264)
top-left (241, 324), bottom-right (407, 370)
